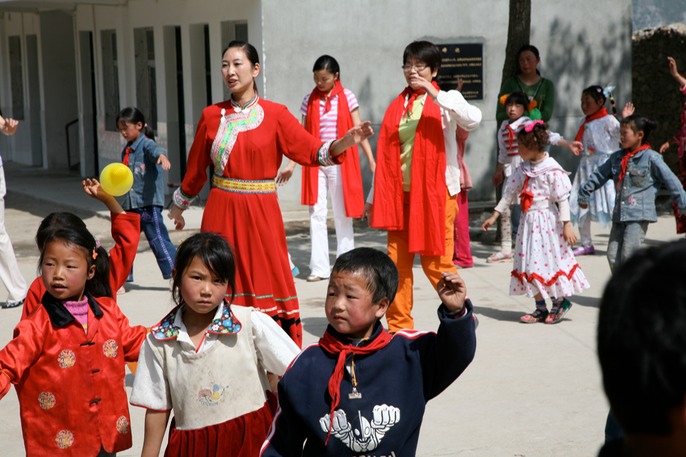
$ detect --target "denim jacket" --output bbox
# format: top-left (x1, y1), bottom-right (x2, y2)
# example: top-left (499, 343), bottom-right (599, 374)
top-left (120, 135), bottom-right (166, 209)
top-left (578, 147), bottom-right (686, 222)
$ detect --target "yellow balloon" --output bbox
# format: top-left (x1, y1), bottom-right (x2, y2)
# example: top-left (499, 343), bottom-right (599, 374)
top-left (100, 163), bottom-right (134, 197)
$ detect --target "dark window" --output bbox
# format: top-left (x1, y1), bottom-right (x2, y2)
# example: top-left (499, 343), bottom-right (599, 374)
top-left (101, 30), bottom-right (120, 131)
top-left (8, 36), bottom-right (24, 120)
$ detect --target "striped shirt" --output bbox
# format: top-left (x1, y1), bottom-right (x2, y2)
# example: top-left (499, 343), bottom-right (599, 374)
top-left (300, 88), bottom-right (359, 141)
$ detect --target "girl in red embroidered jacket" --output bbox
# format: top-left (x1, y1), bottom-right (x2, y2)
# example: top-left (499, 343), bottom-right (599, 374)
top-left (482, 121), bottom-right (589, 324)
top-left (21, 178), bottom-right (141, 319)
top-left (0, 219), bottom-right (147, 456)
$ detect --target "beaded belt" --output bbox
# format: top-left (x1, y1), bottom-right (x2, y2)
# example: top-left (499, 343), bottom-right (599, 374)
top-left (211, 176), bottom-right (276, 194)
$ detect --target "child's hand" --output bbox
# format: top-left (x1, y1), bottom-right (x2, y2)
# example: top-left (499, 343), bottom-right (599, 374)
top-left (482, 212), bottom-right (499, 231)
top-left (168, 205), bottom-right (186, 230)
top-left (437, 272), bottom-right (466, 314)
top-left (82, 178), bottom-right (110, 201)
top-left (82, 178), bottom-right (125, 214)
top-left (621, 102), bottom-right (635, 119)
top-left (492, 170), bottom-right (504, 187)
top-left (568, 141), bottom-right (584, 156)
top-left (660, 140), bottom-right (671, 154)
top-left (563, 221), bottom-right (577, 246)
top-left (668, 56), bottom-right (679, 78)
top-left (158, 154), bottom-right (171, 171)
top-left (1, 117), bottom-right (19, 136)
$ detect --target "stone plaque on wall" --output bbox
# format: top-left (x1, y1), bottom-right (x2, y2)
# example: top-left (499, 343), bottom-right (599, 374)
top-left (437, 43), bottom-right (483, 100)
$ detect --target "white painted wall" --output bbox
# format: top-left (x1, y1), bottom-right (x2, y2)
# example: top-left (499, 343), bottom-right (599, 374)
top-left (261, 0), bottom-right (633, 205)
top-left (0, 0), bottom-right (632, 208)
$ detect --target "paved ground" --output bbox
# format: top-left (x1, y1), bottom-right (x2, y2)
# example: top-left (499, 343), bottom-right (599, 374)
top-left (0, 163), bottom-right (682, 456)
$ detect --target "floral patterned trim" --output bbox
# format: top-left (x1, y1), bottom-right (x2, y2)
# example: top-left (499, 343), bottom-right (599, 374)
top-left (317, 140), bottom-right (335, 166)
top-left (211, 176), bottom-right (276, 194)
top-left (150, 303), bottom-right (242, 340)
top-left (150, 306), bottom-right (182, 340)
top-left (211, 104), bottom-right (265, 173)
top-left (511, 263), bottom-right (581, 287)
top-left (207, 302), bottom-right (242, 334)
top-left (172, 188), bottom-right (195, 210)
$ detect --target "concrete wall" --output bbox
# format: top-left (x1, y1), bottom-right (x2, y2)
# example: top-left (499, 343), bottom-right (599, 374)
top-left (262, 0), bottom-right (633, 206)
top-left (0, 0), bottom-right (632, 210)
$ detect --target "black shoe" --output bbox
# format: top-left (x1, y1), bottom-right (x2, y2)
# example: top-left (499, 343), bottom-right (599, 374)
top-left (1, 299), bottom-right (24, 309)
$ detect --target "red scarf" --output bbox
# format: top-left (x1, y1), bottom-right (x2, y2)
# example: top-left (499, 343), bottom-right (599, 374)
top-left (505, 124), bottom-right (517, 148)
top-left (618, 143), bottom-right (651, 186)
top-left (318, 327), bottom-right (393, 444)
top-left (519, 176), bottom-right (534, 212)
top-left (301, 80), bottom-right (364, 217)
top-left (122, 146), bottom-right (133, 166)
top-left (371, 81), bottom-right (447, 255)
top-left (575, 107), bottom-right (609, 142)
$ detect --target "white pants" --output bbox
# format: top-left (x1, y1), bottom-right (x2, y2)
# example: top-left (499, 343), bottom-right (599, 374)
top-left (0, 166), bottom-right (27, 301)
top-left (309, 165), bottom-right (354, 277)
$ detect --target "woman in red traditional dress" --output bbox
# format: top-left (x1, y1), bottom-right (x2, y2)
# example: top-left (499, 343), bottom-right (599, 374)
top-left (168, 41), bottom-right (373, 347)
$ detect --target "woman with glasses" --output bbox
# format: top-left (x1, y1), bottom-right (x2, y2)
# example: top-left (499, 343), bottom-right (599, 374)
top-left (365, 40), bottom-right (482, 332)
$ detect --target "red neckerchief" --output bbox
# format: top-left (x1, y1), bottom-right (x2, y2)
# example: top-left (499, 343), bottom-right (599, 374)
top-left (575, 107), bottom-right (609, 142)
top-left (318, 327), bottom-right (393, 445)
top-left (301, 80), bottom-right (364, 217)
top-left (618, 143), bottom-right (651, 186)
top-left (371, 80), bottom-right (447, 255)
top-left (122, 146), bottom-right (133, 166)
top-left (402, 86), bottom-right (428, 118)
top-left (519, 176), bottom-right (534, 212)
top-left (505, 124), bottom-right (517, 149)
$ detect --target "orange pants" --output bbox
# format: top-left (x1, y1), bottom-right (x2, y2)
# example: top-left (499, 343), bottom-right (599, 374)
top-left (386, 191), bottom-right (458, 332)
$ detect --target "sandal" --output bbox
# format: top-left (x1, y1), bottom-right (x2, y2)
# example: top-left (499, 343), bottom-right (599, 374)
top-left (487, 251), bottom-right (514, 263)
top-left (545, 299), bottom-right (572, 324)
top-left (520, 308), bottom-right (548, 324)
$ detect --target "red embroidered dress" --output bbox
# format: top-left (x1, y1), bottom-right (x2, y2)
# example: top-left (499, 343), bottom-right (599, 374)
top-left (174, 98), bottom-right (342, 347)
top-left (496, 155), bottom-right (590, 298)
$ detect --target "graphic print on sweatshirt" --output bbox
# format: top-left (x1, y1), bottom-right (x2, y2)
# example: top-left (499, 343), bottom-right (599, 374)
top-left (319, 404), bottom-right (400, 452)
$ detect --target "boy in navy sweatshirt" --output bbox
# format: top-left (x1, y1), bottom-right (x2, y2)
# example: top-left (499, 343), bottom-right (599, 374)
top-left (261, 247), bottom-right (477, 456)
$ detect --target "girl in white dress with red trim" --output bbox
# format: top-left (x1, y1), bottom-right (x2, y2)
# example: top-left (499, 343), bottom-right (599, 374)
top-left (483, 120), bottom-right (590, 324)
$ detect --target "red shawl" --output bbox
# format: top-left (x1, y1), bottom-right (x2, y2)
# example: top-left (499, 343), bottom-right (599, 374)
top-left (575, 107), bottom-right (609, 142)
top-left (301, 80), bottom-right (364, 217)
top-left (318, 327), bottom-right (393, 444)
top-left (371, 81), bottom-right (447, 255)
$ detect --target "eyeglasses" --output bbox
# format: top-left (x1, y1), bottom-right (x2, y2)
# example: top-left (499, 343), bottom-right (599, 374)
top-left (401, 63), bottom-right (428, 72)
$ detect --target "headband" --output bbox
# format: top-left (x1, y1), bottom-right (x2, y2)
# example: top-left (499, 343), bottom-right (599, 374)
top-left (523, 120), bottom-right (545, 132)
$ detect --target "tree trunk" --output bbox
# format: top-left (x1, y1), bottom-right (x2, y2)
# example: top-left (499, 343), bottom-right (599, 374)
top-left (495, 0), bottom-right (531, 243)
top-left (500, 0), bottom-right (532, 83)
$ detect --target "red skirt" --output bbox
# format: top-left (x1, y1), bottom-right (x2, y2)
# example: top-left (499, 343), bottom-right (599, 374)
top-left (164, 402), bottom-right (273, 457)
top-left (201, 187), bottom-right (302, 347)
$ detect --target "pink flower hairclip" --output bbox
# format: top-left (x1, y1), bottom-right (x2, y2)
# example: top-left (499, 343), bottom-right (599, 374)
top-left (524, 120), bottom-right (545, 132)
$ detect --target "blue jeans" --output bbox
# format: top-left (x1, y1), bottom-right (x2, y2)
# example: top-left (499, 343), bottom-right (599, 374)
top-left (606, 221), bottom-right (648, 272)
top-left (128, 206), bottom-right (176, 279)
